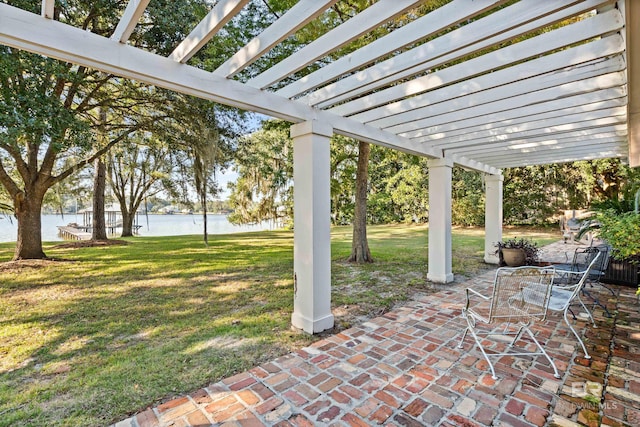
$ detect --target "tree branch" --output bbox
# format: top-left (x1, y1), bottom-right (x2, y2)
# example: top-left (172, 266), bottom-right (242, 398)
top-left (51, 119), bottom-right (158, 185)
top-left (0, 142), bottom-right (30, 180)
top-left (0, 159), bottom-right (21, 198)
top-left (62, 66), bottom-right (87, 109)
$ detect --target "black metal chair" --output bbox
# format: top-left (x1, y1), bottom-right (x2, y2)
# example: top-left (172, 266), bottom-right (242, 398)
top-left (555, 246), bottom-right (612, 317)
top-left (547, 253), bottom-right (601, 359)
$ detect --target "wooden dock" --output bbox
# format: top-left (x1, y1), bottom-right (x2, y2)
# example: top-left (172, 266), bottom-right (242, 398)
top-left (57, 226), bottom-right (92, 240)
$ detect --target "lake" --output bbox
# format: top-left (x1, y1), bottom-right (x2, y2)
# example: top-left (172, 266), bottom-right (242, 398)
top-left (0, 213), bottom-right (274, 243)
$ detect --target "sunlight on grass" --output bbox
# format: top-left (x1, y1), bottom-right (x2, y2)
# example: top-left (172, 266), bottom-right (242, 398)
top-left (0, 225), bottom-right (560, 426)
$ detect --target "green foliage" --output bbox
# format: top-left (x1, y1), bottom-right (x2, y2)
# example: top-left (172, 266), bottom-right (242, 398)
top-left (369, 147), bottom-right (429, 224)
top-left (501, 160), bottom-right (639, 225)
top-left (452, 169), bottom-right (484, 226)
top-left (228, 121), bottom-right (293, 227)
top-left (596, 210), bottom-right (640, 260)
top-left (503, 166), bottom-right (564, 224)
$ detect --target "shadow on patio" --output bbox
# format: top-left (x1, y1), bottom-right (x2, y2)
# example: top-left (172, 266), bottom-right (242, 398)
top-left (113, 242), bottom-right (640, 427)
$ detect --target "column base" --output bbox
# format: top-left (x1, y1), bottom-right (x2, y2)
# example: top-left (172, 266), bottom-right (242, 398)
top-left (484, 253), bottom-right (500, 264)
top-left (291, 312), bottom-right (334, 334)
top-left (427, 272), bottom-right (454, 283)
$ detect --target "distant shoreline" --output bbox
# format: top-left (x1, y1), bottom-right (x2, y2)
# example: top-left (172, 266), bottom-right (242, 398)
top-left (0, 213), bottom-right (273, 244)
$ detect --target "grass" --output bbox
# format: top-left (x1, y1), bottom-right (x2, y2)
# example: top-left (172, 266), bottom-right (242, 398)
top-left (0, 224), bottom-right (558, 426)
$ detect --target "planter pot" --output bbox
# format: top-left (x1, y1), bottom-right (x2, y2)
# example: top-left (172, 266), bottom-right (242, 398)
top-left (501, 248), bottom-right (527, 267)
top-left (602, 257), bottom-right (639, 288)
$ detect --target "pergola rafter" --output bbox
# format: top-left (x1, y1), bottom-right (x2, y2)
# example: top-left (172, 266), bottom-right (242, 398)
top-left (395, 89), bottom-right (627, 139)
top-left (303, 0), bottom-right (613, 109)
top-left (111, 0), bottom-right (150, 43)
top-left (247, 0), bottom-right (428, 90)
top-left (330, 8), bottom-right (624, 117)
top-left (169, 0), bottom-right (249, 63)
top-left (277, 0), bottom-right (510, 99)
top-left (446, 126), bottom-right (628, 157)
top-left (352, 39), bottom-right (625, 127)
top-left (3, 0), bottom-right (634, 170)
top-left (213, 0), bottom-right (339, 78)
top-left (40, 0), bottom-right (54, 19)
top-left (429, 107), bottom-right (627, 149)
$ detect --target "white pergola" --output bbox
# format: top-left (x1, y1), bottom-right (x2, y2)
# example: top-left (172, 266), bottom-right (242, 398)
top-left (1, 0), bottom-right (638, 333)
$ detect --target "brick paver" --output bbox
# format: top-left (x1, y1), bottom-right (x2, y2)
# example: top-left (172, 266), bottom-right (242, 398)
top-left (111, 241), bottom-right (640, 426)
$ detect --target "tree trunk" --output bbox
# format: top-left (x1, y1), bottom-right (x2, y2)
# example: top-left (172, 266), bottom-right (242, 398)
top-left (13, 190), bottom-right (47, 260)
top-left (348, 141), bottom-right (373, 263)
top-left (121, 209), bottom-right (134, 237)
top-left (92, 157), bottom-right (108, 240)
top-left (201, 181), bottom-right (209, 246)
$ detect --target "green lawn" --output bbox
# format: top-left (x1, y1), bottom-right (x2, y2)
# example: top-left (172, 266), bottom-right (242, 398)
top-left (0, 224), bottom-right (558, 426)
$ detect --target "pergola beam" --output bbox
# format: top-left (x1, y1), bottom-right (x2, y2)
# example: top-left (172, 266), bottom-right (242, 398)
top-left (213, 0), bottom-right (338, 78)
top-left (624, 0), bottom-right (640, 167)
top-left (247, 0), bottom-right (426, 90)
top-left (111, 0), bottom-right (150, 43)
top-left (450, 155), bottom-right (501, 176)
top-left (169, 0), bottom-right (248, 63)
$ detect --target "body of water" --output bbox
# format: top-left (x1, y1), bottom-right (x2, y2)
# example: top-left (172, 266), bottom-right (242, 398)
top-left (0, 213), bottom-right (273, 243)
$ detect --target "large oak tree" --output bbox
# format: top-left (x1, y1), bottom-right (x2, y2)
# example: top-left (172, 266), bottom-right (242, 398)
top-left (0, 0), bottom-right (209, 259)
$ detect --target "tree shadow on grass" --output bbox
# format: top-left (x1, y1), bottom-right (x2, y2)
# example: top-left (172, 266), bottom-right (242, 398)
top-left (0, 265), bottom-right (310, 426)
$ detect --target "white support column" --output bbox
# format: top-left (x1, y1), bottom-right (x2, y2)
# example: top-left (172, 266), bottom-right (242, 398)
top-left (290, 120), bottom-right (334, 334)
top-left (484, 173), bottom-right (503, 264)
top-left (427, 158), bottom-right (454, 283)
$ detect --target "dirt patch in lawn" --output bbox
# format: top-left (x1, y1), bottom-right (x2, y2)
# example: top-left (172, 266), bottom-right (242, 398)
top-left (0, 258), bottom-right (76, 273)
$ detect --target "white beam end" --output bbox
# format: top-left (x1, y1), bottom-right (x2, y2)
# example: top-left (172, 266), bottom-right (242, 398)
top-left (41, 0), bottom-right (54, 19)
top-left (111, 0), bottom-right (150, 44)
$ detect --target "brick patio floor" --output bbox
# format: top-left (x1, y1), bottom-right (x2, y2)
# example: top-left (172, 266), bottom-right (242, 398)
top-left (112, 242), bottom-right (640, 427)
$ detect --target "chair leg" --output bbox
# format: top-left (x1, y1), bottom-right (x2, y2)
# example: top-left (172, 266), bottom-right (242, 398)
top-left (523, 325), bottom-right (560, 379)
top-left (508, 325), bottom-right (525, 348)
top-left (460, 315), bottom-right (498, 379)
top-left (564, 308), bottom-right (591, 359)
top-left (458, 328), bottom-right (469, 349)
top-left (574, 293), bottom-right (597, 328)
top-left (581, 286), bottom-right (611, 318)
top-left (606, 285), bottom-right (616, 295)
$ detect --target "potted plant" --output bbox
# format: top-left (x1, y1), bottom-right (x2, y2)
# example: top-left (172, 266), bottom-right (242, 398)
top-left (494, 237), bottom-right (540, 267)
top-left (596, 210), bottom-right (640, 294)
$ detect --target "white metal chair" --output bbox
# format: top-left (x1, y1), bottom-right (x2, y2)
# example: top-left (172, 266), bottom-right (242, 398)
top-left (458, 266), bottom-right (559, 380)
top-left (547, 252), bottom-right (601, 360)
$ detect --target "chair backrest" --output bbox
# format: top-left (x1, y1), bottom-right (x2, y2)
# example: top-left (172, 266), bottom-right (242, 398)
top-left (591, 244), bottom-right (611, 274)
top-left (571, 246), bottom-right (608, 279)
top-left (553, 252), bottom-right (602, 310)
top-left (488, 266), bottom-right (555, 323)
